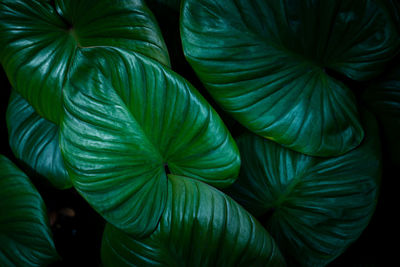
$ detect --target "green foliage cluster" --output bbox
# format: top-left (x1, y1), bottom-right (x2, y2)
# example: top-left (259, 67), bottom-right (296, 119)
top-left (0, 0), bottom-right (399, 266)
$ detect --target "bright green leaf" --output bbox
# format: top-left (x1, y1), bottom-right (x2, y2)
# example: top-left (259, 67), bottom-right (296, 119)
top-left (0, 155), bottom-right (58, 266)
top-left (181, 0), bottom-right (399, 156)
top-left (60, 48), bottom-right (240, 236)
top-left (0, 0), bottom-right (169, 124)
top-left (101, 175), bottom-right (285, 267)
top-left (225, 111), bottom-right (381, 266)
top-left (6, 89), bottom-right (71, 189)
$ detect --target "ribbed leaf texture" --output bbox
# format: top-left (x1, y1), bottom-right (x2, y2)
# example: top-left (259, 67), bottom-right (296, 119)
top-left (60, 48), bottom-right (240, 236)
top-left (226, 111), bottom-right (381, 266)
top-left (181, 0), bottom-right (399, 156)
top-left (6, 90), bottom-right (71, 189)
top-left (102, 175), bottom-right (285, 267)
top-left (0, 0), bottom-right (169, 123)
top-left (0, 155), bottom-right (58, 266)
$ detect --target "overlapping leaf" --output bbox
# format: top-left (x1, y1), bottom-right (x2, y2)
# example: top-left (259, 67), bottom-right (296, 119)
top-left (225, 112), bottom-right (381, 266)
top-left (363, 64), bottom-right (400, 165)
top-left (102, 175), bottom-right (285, 267)
top-left (0, 0), bottom-right (169, 124)
top-left (6, 90), bottom-right (71, 189)
top-left (60, 48), bottom-right (240, 236)
top-left (181, 0), bottom-right (399, 156)
top-left (0, 155), bottom-right (58, 266)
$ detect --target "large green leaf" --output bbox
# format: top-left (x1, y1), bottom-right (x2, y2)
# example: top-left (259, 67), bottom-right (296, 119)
top-left (6, 89), bottom-right (71, 189)
top-left (363, 64), bottom-right (400, 165)
top-left (101, 175), bottom-right (285, 267)
top-left (225, 112), bottom-right (381, 266)
top-left (181, 0), bottom-right (399, 156)
top-left (60, 48), bottom-right (240, 236)
top-left (0, 155), bottom-right (59, 266)
top-left (0, 0), bottom-right (169, 124)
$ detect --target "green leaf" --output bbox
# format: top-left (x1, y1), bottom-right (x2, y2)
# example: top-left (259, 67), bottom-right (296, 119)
top-left (6, 89), bottom-right (71, 189)
top-left (0, 155), bottom-right (59, 266)
top-left (0, 0), bottom-right (169, 124)
top-left (60, 48), bottom-right (240, 236)
top-left (363, 63), bottom-right (400, 165)
top-left (225, 111), bottom-right (381, 266)
top-left (181, 0), bottom-right (399, 156)
top-left (101, 175), bottom-right (285, 267)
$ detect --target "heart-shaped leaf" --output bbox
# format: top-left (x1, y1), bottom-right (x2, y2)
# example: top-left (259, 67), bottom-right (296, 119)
top-left (363, 64), bottom-right (400, 165)
top-left (6, 89), bottom-right (71, 189)
top-left (0, 155), bottom-right (58, 266)
top-left (101, 175), bottom-right (285, 267)
top-left (0, 0), bottom-right (169, 124)
top-left (225, 111), bottom-right (381, 266)
top-left (181, 0), bottom-right (399, 156)
top-left (60, 48), bottom-right (240, 236)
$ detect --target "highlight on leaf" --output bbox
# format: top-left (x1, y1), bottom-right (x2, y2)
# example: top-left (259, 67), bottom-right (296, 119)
top-left (225, 111), bottom-right (381, 266)
top-left (0, 0), bottom-right (169, 124)
top-left (6, 89), bottom-right (72, 189)
top-left (181, 0), bottom-right (399, 156)
top-left (101, 175), bottom-right (285, 267)
top-left (60, 47), bottom-right (240, 237)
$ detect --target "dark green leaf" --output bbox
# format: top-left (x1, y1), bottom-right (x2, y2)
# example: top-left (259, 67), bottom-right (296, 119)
top-left (101, 175), bottom-right (285, 267)
top-left (6, 89), bottom-right (71, 189)
top-left (363, 63), bottom-right (400, 165)
top-left (0, 155), bottom-right (58, 266)
top-left (181, 0), bottom-right (399, 156)
top-left (225, 111), bottom-right (381, 266)
top-left (0, 0), bottom-right (169, 124)
top-left (145, 0), bottom-right (182, 71)
top-left (60, 48), bottom-right (240, 236)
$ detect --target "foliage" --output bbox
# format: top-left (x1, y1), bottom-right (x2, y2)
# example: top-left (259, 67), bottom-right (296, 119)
top-left (0, 155), bottom-right (59, 266)
top-left (0, 0), bottom-right (399, 266)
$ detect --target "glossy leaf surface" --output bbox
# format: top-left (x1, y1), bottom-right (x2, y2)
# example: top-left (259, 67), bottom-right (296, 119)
top-left (363, 64), bottom-right (400, 165)
top-left (0, 0), bottom-right (169, 124)
top-left (60, 48), bottom-right (240, 236)
top-left (0, 155), bottom-right (58, 266)
top-left (226, 112), bottom-right (381, 266)
top-left (102, 175), bottom-right (285, 267)
top-left (181, 0), bottom-right (399, 156)
top-left (6, 89), bottom-right (71, 189)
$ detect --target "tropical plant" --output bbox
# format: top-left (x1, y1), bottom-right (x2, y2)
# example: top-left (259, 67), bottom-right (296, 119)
top-left (0, 0), bottom-right (399, 266)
